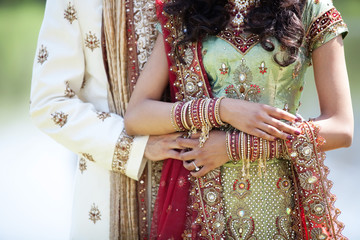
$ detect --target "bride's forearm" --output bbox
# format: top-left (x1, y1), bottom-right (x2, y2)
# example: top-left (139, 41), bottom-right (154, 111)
top-left (125, 99), bottom-right (175, 135)
top-left (312, 115), bottom-right (353, 151)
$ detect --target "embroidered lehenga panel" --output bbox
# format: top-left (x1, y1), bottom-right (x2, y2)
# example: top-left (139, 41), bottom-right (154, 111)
top-left (153, 0), bottom-right (348, 239)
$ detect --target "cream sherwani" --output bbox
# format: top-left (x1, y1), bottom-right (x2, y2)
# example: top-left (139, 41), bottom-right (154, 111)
top-left (30, 0), bottom-right (158, 239)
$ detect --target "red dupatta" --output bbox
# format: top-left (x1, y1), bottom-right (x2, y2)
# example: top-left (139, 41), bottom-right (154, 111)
top-left (151, 1), bottom-right (347, 239)
top-left (151, 1), bottom-right (226, 239)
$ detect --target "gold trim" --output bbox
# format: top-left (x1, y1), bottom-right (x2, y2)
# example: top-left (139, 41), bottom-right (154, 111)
top-left (111, 129), bottom-right (134, 174)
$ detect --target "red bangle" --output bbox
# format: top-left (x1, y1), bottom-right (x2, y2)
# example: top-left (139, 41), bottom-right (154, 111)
top-left (191, 99), bottom-right (202, 129)
top-left (252, 136), bottom-right (259, 162)
top-left (208, 99), bottom-right (217, 127)
top-left (174, 102), bottom-right (185, 131)
top-left (230, 130), bottom-right (240, 162)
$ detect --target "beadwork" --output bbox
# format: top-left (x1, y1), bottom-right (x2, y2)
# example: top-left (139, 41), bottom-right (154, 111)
top-left (111, 129), bottom-right (133, 174)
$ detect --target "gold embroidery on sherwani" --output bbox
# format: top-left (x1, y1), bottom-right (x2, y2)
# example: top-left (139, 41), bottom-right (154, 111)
top-left (51, 111), bottom-right (68, 127)
top-left (37, 45), bottom-right (48, 65)
top-left (89, 203), bottom-right (102, 224)
top-left (81, 153), bottom-right (95, 162)
top-left (85, 31), bottom-right (100, 51)
top-left (79, 157), bottom-right (87, 174)
top-left (79, 153), bottom-right (96, 174)
top-left (96, 111), bottom-right (111, 121)
top-left (64, 2), bottom-right (77, 24)
top-left (64, 81), bottom-right (75, 98)
top-left (111, 129), bottom-right (133, 174)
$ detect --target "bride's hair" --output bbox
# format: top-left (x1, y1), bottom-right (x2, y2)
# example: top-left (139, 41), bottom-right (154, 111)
top-left (164, 0), bottom-right (307, 66)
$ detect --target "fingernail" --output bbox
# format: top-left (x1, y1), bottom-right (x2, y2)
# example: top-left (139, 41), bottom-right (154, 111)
top-left (295, 117), bottom-right (302, 122)
top-left (287, 135), bottom-right (294, 140)
top-left (294, 131), bottom-right (301, 135)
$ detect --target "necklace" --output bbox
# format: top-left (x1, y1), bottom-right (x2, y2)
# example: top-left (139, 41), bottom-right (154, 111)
top-left (217, 0), bottom-right (261, 55)
top-left (227, 0), bottom-right (260, 32)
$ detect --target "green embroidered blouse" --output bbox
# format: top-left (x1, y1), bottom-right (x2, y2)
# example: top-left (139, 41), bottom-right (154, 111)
top-left (199, 0), bottom-right (347, 238)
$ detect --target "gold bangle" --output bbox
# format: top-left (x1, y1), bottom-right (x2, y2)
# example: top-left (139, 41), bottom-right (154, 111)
top-left (214, 96), bottom-right (227, 127)
top-left (199, 99), bottom-right (206, 129)
top-left (240, 131), bottom-right (245, 161)
top-left (181, 101), bottom-right (191, 130)
top-left (188, 100), bottom-right (194, 129)
top-left (263, 139), bottom-right (267, 161)
top-left (225, 131), bottom-right (234, 161)
top-left (204, 98), bottom-right (212, 127)
top-left (259, 138), bottom-right (263, 161)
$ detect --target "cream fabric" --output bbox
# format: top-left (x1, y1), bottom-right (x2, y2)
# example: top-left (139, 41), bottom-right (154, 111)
top-left (30, 0), bottom-right (148, 238)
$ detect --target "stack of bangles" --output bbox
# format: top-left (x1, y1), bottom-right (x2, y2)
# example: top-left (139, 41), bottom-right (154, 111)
top-left (170, 97), bottom-right (228, 147)
top-left (225, 129), bottom-right (283, 177)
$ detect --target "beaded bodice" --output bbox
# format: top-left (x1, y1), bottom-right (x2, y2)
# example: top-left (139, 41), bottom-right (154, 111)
top-left (212, 0), bottom-right (305, 112)
top-left (205, 0), bottom-right (347, 115)
top-left (203, 35), bottom-right (307, 114)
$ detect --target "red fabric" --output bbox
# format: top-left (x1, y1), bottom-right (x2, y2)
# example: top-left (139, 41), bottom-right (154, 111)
top-left (150, 1), bottom-right (190, 238)
top-left (152, 1), bottom-right (217, 239)
top-left (150, 159), bottom-right (191, 239)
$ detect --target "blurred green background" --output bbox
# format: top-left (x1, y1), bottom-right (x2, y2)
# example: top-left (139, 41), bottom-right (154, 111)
top-left (0, 0), bottom-right (359, 239)
top-left (0, 0), bottom-right (45, 112)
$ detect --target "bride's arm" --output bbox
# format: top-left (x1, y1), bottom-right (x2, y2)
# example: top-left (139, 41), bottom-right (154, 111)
top-left (125, 35), bottom-right (174, 135)
top-left (310, 35), bottom-right (353, 151)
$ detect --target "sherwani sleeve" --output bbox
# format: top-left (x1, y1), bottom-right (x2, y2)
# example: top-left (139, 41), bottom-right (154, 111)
top-left (30, 0), bottom-right (148, 180)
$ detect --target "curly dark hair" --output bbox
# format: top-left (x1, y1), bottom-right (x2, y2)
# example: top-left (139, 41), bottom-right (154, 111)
top-left (164, 0), bottom-right (307, 67)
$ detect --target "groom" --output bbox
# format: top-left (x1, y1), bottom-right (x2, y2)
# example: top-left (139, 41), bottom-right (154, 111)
top-left (30, 0), bottom-right (182, 238)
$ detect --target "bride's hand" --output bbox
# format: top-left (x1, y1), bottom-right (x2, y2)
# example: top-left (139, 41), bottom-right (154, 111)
top-left (220, 98), bottom-right (301, 141)
top-left (177, 130), bottom-right (228, 177)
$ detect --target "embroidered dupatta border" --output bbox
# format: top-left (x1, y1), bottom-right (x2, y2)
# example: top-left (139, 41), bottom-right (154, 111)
top-left (156, 0), bottom-right (226, 239)
top-left (285, 122), bottom-right (347, 240)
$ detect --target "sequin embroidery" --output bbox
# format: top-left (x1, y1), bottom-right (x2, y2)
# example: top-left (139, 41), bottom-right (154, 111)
top-left (64, 81), bottom-right (75, 98)
top-left (51, 111), bottom-right (68, 127)
top-left (37, 45), bottom-right (48, 65)
top-left (79, 157), bottom-right (87, 174)
top-left (85, 31), bottom-right (100, 51)
top-left (97, 112), bottom-right (111, 121)
top-left (89, 203), bottom-right (101, 224)
top-left (64, 2), bottom-right (77, 24)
